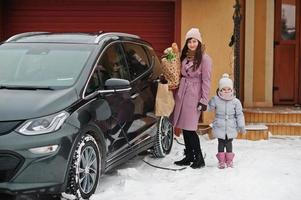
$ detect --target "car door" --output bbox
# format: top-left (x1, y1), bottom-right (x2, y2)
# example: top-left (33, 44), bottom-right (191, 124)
top-left (121, 42), bottom-right (158, 145)
top-left (87, 42), bottom-right (135, 159)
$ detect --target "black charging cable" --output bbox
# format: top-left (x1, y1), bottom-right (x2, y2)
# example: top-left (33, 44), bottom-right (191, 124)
top-left (114, 118), bottom-right (187, 171)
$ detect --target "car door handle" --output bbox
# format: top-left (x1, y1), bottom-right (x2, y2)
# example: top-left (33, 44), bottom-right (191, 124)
top-left (131, 93), bottom-right (140, 99)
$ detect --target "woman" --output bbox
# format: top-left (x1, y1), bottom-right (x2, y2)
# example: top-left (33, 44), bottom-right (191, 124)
top-left (172, 28), bottom-right (212, 169)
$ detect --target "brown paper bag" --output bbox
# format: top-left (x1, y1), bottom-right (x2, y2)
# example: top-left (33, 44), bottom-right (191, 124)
top-left (155, 83), bottom-right (175, 117)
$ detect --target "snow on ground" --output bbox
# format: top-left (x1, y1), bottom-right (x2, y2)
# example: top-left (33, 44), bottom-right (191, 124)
top-left (92, 135), bottom-right (301, 200)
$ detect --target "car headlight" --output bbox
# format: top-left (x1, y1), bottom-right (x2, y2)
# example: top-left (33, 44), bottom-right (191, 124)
top-left (17, 111), bottom-right (69, 135)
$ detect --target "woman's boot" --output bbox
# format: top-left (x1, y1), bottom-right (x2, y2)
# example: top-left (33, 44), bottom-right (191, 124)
top-left (174, 130), bottom-right (194, 166)
top-left (174, 149), bottom-right (194, 166)
top-left (187, 131), bottom-right (205, 169)
top-left (190, 150), bottom-right (205, 169)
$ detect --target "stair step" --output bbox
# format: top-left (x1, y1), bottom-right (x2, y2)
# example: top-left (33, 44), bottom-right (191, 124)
top-left (200, 124), bottom-right (270, 141)
top-left (244, 107), bottom-right (301, 123)
top-left (266, 123), bottom-right (301, 136)
top-left (242, 107), bottom-right (301, 136)
top-left (244, 112), bottom-right (301, 123)
top-left (237, 124), bottom-right (269, 141)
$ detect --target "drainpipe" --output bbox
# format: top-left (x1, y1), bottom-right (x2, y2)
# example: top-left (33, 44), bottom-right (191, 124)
top-left (232, 0), bottom-right (242, 99)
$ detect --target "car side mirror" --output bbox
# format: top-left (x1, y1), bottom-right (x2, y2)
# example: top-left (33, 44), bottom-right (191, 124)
top-left (104, 78), bottom-right (131, 91)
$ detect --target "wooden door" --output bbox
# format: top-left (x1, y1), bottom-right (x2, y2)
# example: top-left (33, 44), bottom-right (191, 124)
top-left (274, 0), bottom-right (300, 105)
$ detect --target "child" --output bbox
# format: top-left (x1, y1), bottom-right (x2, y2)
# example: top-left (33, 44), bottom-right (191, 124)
top-left (208, 73), bottom-right (246, 168)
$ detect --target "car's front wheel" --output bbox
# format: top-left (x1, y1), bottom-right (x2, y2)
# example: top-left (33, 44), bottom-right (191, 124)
top-left (153, 117), bottom-right (174, 158)
top-left (64, 134), bottom-right (101, 200)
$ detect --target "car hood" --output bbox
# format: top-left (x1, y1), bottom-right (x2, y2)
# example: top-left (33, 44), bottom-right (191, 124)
top-left (0, 88), bottom-right (79, 121)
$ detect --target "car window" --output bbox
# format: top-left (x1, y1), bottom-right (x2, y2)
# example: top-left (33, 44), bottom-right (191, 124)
top-left (123, 43), bottom-right (150, 80)
top-left (85, 70), bottom-right (101, 95)
top-left (143, 45), bottom-right (162, 79)
top-left (0, 43), bottom-right (94, 88)
top-left (97, 43), bottom-right (130, 84)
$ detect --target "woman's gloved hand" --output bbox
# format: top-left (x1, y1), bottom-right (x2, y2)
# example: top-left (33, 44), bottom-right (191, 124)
top-left (197, 102), bottom-right (207, 111)
top-left (159, 74), bottom-right (168, 84)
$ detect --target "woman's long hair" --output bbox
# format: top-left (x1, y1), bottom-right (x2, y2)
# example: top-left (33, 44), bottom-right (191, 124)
top-left (180, 38), bottom-right (205, 71)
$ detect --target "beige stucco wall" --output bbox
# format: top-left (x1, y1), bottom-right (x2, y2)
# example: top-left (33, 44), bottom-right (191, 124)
top-left (244, 0), bottom-right (274, 107)
top-left (181, 0), bottom-right (235, 123)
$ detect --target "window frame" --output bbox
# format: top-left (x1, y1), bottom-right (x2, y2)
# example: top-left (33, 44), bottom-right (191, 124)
top-left (121, 41), bottom-right (154, 82)
top-left (83, 41), bottom-right (131, 99)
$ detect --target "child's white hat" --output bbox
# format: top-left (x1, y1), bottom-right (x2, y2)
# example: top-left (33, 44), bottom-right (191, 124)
top-left (219, 73), bottom-right (233, 90)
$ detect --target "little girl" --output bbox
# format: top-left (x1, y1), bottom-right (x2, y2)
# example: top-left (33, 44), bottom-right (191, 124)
top-left (208, 73), bottom-right (246, 168)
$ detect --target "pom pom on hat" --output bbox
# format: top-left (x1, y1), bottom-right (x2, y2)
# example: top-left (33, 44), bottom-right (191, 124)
top-left (219, 73), bottom-right (233, 90)
top-left (185, 28), bottom-right (202, 43)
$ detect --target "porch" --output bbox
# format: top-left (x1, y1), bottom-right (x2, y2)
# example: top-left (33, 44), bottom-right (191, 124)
top-left (199, 106), bottom-right (301, 140)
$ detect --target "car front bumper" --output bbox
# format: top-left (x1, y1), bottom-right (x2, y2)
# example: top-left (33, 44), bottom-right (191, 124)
top-left (0, 122), bottom-right (79, 195)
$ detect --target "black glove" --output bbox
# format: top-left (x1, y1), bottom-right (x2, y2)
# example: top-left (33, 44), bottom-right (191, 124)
top-left (197, 102), bottom-right (207, 111)
top-left (159, 74), bottom-right (168, 84)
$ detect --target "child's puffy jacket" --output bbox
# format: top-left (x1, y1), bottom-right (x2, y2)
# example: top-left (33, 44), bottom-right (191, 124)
top-left (208, 95), bottom-right (245, 139)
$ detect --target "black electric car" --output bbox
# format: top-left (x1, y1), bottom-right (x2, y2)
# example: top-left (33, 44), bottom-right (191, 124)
top-left (0, 32), bottom-right (173, 199)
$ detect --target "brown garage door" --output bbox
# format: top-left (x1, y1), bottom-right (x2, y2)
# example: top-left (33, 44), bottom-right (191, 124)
top-left (2, 0), bottom-right (175, 54)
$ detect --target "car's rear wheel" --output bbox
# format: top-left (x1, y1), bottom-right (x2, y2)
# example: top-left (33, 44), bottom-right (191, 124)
top-left (153, 117), bottom-right (173, 158)
top-left (64, 134), bottom-right (101, 200)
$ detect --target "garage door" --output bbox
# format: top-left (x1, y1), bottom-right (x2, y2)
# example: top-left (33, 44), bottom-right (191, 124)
top-left (3, 0), bottom-right (175, 55)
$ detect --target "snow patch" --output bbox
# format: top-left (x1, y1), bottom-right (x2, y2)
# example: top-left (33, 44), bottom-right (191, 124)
top-left (90, 135), bottom-right (301, 200)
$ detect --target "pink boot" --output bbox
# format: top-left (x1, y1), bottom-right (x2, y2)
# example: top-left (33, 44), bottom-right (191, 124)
top-left (216, 152), bottom-right (226, 169)
top-left (225, 152), bottom-right (235, 168)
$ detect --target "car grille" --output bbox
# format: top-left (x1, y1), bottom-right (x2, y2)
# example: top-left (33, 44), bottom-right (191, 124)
top-left (0, 153), bottom-right (24, 182)
top-left (0, 121), bottom-right (23, 136)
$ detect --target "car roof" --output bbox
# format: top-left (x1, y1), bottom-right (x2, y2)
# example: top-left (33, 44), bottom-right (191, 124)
top-left (4, 31), bottom-right (146, 44)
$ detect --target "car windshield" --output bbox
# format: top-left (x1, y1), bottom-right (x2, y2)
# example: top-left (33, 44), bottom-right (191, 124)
top-left (0, 43), bottom-right (95, 89)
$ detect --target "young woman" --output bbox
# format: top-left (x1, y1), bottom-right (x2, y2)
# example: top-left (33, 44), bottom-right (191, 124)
top-left (172, 28), bottom-right (212, 169)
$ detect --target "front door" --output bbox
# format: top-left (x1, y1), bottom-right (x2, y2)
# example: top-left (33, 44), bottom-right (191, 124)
top-left (274, 0), bottom-right (300, 105)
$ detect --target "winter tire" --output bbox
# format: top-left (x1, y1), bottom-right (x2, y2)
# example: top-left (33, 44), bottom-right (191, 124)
top-left (65, 134), bottom-right (101, 200)
top-left (153, 117), bottom-right (173, 158)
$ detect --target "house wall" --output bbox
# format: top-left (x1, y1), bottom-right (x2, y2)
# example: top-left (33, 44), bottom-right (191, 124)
top-left (181, 0), bottom-right (235, 123)
top-left (244, 0), bottom-right (274, 107)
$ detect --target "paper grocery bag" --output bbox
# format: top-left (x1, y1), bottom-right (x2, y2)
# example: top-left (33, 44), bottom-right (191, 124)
top-left (155, 83), bottom-right (175, 117)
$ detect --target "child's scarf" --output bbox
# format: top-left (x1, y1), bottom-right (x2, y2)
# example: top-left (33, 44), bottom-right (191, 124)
top-left (218, 90), bottom-right (234, 101)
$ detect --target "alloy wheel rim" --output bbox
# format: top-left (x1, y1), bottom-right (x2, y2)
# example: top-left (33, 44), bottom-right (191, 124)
top-left (160, 118), bottom-right (173, 151)
top-left (79, 146), bottom-right (98, 194)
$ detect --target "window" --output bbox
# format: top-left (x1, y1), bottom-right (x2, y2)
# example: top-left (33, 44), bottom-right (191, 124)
top-left (144, 45), bottom-right (162, 79)
top-left (123, 43), bottom-right (150, 80)
top-left (0, 43), bottom-right (93, 87)
top-left (281, 0), bottom-right (296, 40)
top-left (85, 71), bottom-right (101, 95)
top-left (97, 43), bottom-right (130, 85)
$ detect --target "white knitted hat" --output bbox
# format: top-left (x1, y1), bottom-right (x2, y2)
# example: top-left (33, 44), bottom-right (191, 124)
top-left (219, 73), bottom-right (233, 90)
top-left (185, 28), bottom-right (202, 43)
